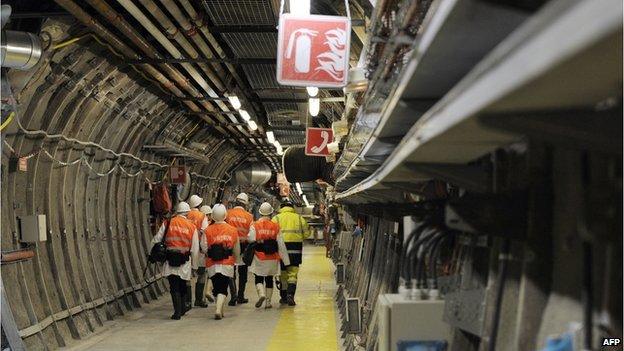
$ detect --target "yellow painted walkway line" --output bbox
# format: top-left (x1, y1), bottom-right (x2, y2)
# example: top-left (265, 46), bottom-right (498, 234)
top-left (266, 246), bottom-right (339, 351)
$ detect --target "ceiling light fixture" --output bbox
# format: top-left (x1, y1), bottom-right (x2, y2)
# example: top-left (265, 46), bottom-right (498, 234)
top-left (227, 95), bottom-right (241, 110)
top-left (266, 131), bottom-right (275, 144)
top-left (239, 110), bottom-right (251, 121)
top-left (302, 194), bottom-right (310, 206)
top-left (290, 0), bottom-right (310, 15)
top-left (248, 120), bottom-right (258, 131)
top-left (296, 182), bottom-right (303, 195)
top-left (306, 87), bottom-right (318, 97)
top-left (309, 97), bottom-right (320, 116)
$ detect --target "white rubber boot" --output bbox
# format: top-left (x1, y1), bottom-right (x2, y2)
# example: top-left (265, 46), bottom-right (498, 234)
top-left (255, 283), bottom-right (266, 308)
top-left (265, 288), bottom-right (273, 309)
top-left (215, 294), bottom-right (226, 320)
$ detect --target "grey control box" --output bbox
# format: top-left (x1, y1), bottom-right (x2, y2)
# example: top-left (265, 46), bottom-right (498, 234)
top-left (19, 215), bottom-right (47, 242)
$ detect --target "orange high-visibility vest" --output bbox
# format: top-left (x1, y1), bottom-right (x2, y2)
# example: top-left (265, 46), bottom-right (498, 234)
top-left (253, 218), bottom-right (280, 261)
top-left (204, 223), bottom-right (238, 267)
top-left (187, 209), bottom-right (206, 230)
top-left (165, 216), bottom-right (196, 252)
top-left (226, 207), bottom-right (253, 241)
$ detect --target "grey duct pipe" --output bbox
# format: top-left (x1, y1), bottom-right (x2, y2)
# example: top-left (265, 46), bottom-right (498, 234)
top-left (233, 162), bottom-right (272, 186)
top-left (283, 146), bottom-right (334, 184)
top-left (0, 5), bottom-right (43, 71)
top-left (0, 4), bottom-right (42, 70)
top-left (1, 30), bottom-right (42, 70)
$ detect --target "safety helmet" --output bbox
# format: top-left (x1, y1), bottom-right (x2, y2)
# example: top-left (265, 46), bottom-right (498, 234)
top-left (235, 192), bottom-right (249, 205)
top-left (259, 202), bottom-right (274, 216)
top-left (211, 204), bottom-right (227, 222)
top-left (175, 202), bottom-right (191, 214)
top-left (280, 198), bottom-right (293, 208)
top-left (200, 205), bottom-right (212, 215)
top-left (188, 194), bottom-right (203, 208)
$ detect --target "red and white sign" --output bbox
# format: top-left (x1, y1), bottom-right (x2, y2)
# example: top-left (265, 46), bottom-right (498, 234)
top-left (18, 157), bottom-right (28, 172)
top-left (277, 14), bottom-right (351, 88)
top-left (170, 165), bottom-right (187, 184)
top-left (305, 127), bottom-right (333, 156)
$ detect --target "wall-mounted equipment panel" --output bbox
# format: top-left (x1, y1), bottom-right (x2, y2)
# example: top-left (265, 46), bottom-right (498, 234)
top-left (19, 214), bottom-right (47, 243)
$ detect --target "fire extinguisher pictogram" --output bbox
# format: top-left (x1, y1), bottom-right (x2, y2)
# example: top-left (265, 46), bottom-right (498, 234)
top-left (285, 29), bottom-right (318, 73)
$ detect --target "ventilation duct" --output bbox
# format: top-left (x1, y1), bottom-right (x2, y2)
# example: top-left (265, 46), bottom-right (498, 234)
top-left (282, 146), bottom-right (334, 184)
top-left (1, 29), bottom-right (42, 70)
top-left (234, 162), bottom-right (272, 185)
top-left (1, 5), bottom-right (42, 70)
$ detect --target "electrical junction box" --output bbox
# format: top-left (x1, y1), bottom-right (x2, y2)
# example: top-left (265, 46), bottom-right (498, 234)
top-left (19, 215), bottom-right (47, 242)
top-left (377, 294), bottom-right (451, 351)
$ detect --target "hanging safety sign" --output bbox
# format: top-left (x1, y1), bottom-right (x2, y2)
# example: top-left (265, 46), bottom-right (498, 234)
top-left (305, 127), bottom-right (333, 156)
top-left (276, 14), bottom-right (351, 88)
top-left (170, 165), bottom-right (187, 184)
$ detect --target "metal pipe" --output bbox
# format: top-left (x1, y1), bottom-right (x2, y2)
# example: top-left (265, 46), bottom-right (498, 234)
top-left (1, 30), bottom-right (42, 70)
top-left (84, 0), bottom-right (210, 120)
top-left (124, 0), bottom-right (257, 142)
top-left (1, 249), bottom-right (35, 264)
top-left (115, 0), bottom-right (227, 121)
top-left (53, 0), bottom-right (201, 114)
top-left (233, 162), bottom-right (272, 185)
top-left (179, 0), bottom-right (261, 110)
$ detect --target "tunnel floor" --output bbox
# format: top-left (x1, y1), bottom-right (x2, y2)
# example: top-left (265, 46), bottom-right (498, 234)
top-left (59, 245), bottom-right (339, 351)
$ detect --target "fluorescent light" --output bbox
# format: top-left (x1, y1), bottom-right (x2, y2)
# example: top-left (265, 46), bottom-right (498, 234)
top-left (239, 110), bottom-right (251, 121)
top-left (290, 0), bottom-right (310, 15)
top-left (296, 182), bottom-right (303, 195)
top-left (248, 120), bottom-right (258, 131)
top-left (266, 131), bottom-right (275, 144)
top-left (274, 140), bottom-right (283, 155)
top-left (302, 194), bottom-right (310, 206)
top-left (227, 95), bottom-right (241, 110)
top-left (306, 87), bottom-right (318, 97)
top-left (309, 98), bottom-right (320, 116)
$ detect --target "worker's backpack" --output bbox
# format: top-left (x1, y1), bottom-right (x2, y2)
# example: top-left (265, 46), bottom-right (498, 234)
top-left (152, 183), bottom-right (172, 214)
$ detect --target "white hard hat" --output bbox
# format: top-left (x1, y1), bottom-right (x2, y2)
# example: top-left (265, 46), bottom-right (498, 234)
top-left (259, 202), bottom-right (274, 216)
top-left (176, 202), bottom-right (191, 214)
top-left (235, 193), bottom-right (249, 205)
top-left (188, 194), bottom-right (203, 208)
top-left (211, 204), bottom-right (227, 222)
top-left (200, 205), bottom-right (212, 215)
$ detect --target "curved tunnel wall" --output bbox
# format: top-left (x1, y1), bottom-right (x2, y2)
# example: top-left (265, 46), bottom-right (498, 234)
top-left (1, 36), bottom-right (243, 349)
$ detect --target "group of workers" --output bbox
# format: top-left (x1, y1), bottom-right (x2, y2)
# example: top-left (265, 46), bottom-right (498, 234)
top-left (151, 192), bottom-right (309, 320)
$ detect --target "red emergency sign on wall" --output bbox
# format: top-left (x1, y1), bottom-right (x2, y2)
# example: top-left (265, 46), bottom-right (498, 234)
top-left (170, 165), bottom-right (187, 184)
top-left (277, 14), bottom-right (351, 88)
top-left (305, 127), bottom-right (334, 156)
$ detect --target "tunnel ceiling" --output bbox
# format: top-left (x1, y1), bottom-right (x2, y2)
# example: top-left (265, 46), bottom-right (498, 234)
top-left (5, 0), bottom-right (366, 168)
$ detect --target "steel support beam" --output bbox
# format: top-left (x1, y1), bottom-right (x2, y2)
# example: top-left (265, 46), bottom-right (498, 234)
top-left (1, 277), bottom-right (26, 351)
top-left (125, 57), bottom-right (275, 65)
top-left (178, 96), bottom-right (345, 103)
top-left (204, 20), bottom-right (364, 33)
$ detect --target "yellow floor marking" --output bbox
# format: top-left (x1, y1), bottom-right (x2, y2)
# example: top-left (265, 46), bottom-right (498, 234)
top-left (266, 245), bottom-right (338, 351)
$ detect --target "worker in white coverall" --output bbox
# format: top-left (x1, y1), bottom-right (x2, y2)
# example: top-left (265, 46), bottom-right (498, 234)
top-left (151, 202), bottom-right (199, 320)
top-left (248, 202), bottom-right (290, 309)
top-left (200, 204), bottom-right (215, 303)
top-left (202, 204), bottom-right (241, 320)
top-left (186, 194), bottom-right (209, 308)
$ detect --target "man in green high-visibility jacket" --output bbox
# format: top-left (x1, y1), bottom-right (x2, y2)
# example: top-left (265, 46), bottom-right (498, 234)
top-left (272, 199), bottom-right (309, 306)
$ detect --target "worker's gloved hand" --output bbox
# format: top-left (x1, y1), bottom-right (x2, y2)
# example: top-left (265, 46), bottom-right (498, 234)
top-left (192, 269), bottom-right (197, 278)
